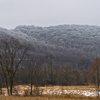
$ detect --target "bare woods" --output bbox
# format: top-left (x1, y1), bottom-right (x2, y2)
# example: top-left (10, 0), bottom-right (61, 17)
top-left (0, 38), bottom-right (99, 96)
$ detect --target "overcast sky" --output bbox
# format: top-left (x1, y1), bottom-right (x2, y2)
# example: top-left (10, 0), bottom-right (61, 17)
top-left (0, 0), bottom-right (100, 28)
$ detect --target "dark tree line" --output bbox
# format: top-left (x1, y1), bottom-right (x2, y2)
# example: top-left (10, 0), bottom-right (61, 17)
top-left (0, 38), bottom-right (99, 96)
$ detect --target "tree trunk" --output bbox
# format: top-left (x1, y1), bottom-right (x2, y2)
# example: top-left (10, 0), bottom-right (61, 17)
top-left (96, 64), bottom-right (100, 99)
top-left (9, 78), bottom-right (14, 95)
top-left (30, 75), bottom-right (33, 96)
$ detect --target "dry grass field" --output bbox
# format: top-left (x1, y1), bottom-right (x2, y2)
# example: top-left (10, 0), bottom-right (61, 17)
top-left (39, 85), bottom-right (96, 90)
top-left (13, 85), bottom-right (96, 91)
top-left (0, 95), bottom-right (98, 100)
top-left (1, 86), bottom-right (99, 100)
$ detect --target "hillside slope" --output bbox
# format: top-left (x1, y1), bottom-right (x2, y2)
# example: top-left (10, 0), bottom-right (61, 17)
top-left (0, 25), bottom-right (100, 67)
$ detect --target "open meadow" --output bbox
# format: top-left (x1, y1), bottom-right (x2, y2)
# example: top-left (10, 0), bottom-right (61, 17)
top-left (0, 86), bottom-right (99, 100)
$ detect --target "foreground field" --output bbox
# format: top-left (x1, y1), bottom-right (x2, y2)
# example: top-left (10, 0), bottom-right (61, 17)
top-left (2, 85), bottom-right (99, 97)
top-left (1, 85), bottom-right (100, 100)
top-left (0, 95), bottom-right (97, 100)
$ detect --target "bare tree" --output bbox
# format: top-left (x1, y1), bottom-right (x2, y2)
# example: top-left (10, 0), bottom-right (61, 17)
top-left (26, 56), bottom-right (42, 96)
top-left (0, 38), bottom-right (28, 95)
top-left (89, 57), bottom-right (100, 99)
top-left (0, 72), bottom-right (3, 95)
top-left (95, 58), bottom-right (100, 99)
top-left (47, 54), bottom-right (55, 85)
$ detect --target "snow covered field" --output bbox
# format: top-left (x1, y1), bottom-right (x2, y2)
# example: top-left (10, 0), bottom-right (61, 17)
top-left (42, 89), bottom-right (99, 97)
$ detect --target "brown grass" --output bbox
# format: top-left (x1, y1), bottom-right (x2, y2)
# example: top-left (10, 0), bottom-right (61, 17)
top-left (40, 85), bottom-right (96, 90)
top-left (13, 85), bottom-right (96, 91)
top-left (0, 95), bottom-right (98, 100)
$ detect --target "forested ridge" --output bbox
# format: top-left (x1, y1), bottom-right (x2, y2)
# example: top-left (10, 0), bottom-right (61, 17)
top-left (0, 24), bottom-right (100, 95)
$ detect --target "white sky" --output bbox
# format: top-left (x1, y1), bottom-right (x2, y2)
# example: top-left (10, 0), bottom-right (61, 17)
top-left (0, 0), bottom-right (100, 28)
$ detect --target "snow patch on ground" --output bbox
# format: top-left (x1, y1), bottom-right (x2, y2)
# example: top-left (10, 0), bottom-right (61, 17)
top-left (42, 89), bottom-right (99, 97)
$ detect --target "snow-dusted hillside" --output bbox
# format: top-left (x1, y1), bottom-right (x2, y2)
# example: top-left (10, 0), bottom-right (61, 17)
top-left (14, 25), bottom-right (100, 58)
top-left (1, 24), bottom-right (100, 66)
